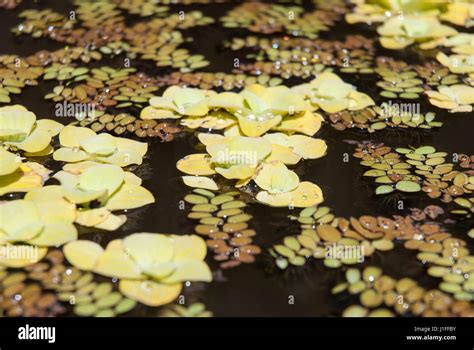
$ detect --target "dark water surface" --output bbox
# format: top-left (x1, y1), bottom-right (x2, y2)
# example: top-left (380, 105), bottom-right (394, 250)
top-left (1, 0), bottom-right (473, 316)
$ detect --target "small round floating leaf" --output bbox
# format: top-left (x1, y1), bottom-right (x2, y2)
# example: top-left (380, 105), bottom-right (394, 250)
top-left (64, 240), bottom-right (104, 271)
top-left (395, 181), bottom-right (421, 192)
top-left (376, 185), bottom-right (394, 195)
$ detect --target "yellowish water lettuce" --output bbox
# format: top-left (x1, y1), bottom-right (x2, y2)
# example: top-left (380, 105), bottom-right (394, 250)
top-left (63, 233), bottom-right (212, 306)
top-left (54, 125), bottom-right (147, 167)
top-left (256, 181), bottom-right (324, 208)
top-left (377, 15), bottom-right (457, 50)
top-left (0, 149), bottom-right (50, 196)
top-left (142, 86), bottom-right (216, 119)
top-left (0, 105), bottom-right (63, 154)
top-left (425, 84), bottom-right (474, 113)
top-left (207, 136), bottom-right (272, 179)
top-left (177, 134), bottom-right (326, 207)
top-left (53, 164), bottom-right (154, 230)
top-left (346, 0), bottom-right (444, 24)
top-left (141, 84), bottom-right (320, 137)
top-left (0, 197), bottom-right (77, 247)
top-left (0, 244), bottom-right (48, 268)
top-left (214, 84), bottom-right (307, 137)
top-left (292, 72), bottom-right (374, 113)
top-left (180, 110), bottom-right (237, 130)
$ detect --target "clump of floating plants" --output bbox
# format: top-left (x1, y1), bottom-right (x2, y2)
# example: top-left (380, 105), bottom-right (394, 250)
top-left (375, 57), bottom-right (424, 100)
top-left (72, 113), bottom-right (182, 141)
top-left (0, 195), bottom-right (77, 251)
top-left (228, 35), bottom-right (376, 77)
top-left (0, 105), bottom-right (63, 155)
top-left (12, 4), bottom-right (212, 72)
top-left (53, 125), bottom-right (148, 166)
top-left (425, 84), bottom-right (474, 113)
top-left (1, 0), bottom-right (473, 319)
top-left (44, 67), bottom-right (160, 113)
top-left (52, 165), bottom-right (154, 230)
top-left (435, 33), bottom-right (474, 77)
top-left (0, 56), bottom-right (43, 104)
top-left (220, 2), bottom-right (342, 39)
top-left (1, 249), bottom-right (137, 317)
top-left (353, 143), bottom-right (474, 217)
top-left (182, 185), bottom-right (261, 270)
top-left (270, 205), bottom-right (396, 270)
top-left (292, 72), bottom-right (375, 113)
top-left (0, 269), bottom-right (66, 317)
top-left (333, 266), bottom-right (474, 317)
top-left (415, 61), bottom-right (461, 87)
top-left (271, 202), bottom-right (474, 279)
top-left (141, 84), bottom-right (323, 137)
top-left (377, 15), bottom-right (457, 50)
top-left (157, 71), bottom-right (283, 90)
top-left (64, 233), bottom-right (212, 306)
top-left (328, 105), bottom-right (441, 132)
top-left (0, 148), bottom-right (50, 196)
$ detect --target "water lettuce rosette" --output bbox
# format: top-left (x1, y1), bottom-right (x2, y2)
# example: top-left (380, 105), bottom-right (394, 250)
top-left (377, 15), bottom-right (457, 50)
top-left (0, 105), bottom-right (63, 156)
top-left (64, 233), bottom-right (212, 306)
top-left (53, 125), bottom-right (148, 167)
top-left (292, 72), bottom-right (374, 113)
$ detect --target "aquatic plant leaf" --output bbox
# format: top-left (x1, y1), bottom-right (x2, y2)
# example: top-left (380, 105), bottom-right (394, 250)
top-left (176, 154), bottom-right (216, 176)
top-left (64, 240), bottom-right (104, 271)
top-left (59, 125), bottom-right (96, 148)
top-left (104, 184), bottom-right (155, 211)
top-left (119, 279), bottom-right (182, 307)
top-left (53, 148), bottom-right (90, 162)
top-left (182, 176), bottom-right (219, 190)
